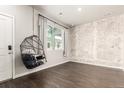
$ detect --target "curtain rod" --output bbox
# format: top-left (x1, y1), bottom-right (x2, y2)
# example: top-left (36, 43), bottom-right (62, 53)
top-left (38, 14), bottom-right (69, 29)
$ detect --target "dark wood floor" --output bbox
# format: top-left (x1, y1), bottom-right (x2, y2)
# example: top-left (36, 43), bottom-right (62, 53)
top-left (0, 62), bottom-right (124, 88)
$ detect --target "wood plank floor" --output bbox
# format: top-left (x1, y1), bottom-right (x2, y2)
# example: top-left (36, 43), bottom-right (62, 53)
top-left (0, 62), bottom-right (124, 88)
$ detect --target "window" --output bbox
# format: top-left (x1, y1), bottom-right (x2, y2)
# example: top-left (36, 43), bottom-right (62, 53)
top-left (47, 24), bottom-right (64, 50)
top-left (47, 25), bottom-right (54, 50)
top-left (54, 27), bottom-right (63, 50)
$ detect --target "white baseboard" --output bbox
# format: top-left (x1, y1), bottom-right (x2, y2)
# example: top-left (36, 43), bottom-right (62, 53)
top-left (14, 58), bottom-right (124, 79)
top-left (15, 61), bottom-right (68, 79)
top-left (70, 58), bottom-right (123, 70)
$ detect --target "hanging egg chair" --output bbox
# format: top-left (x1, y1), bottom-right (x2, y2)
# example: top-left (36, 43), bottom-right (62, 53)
top-left (20, 35), bottom-right (47, 69)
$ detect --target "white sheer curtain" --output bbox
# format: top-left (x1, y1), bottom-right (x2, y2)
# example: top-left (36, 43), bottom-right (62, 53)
top-left (38, 15), bottom-right (44, 44)
top-left (63, 28), bottom-right (67, 57)
top-left (38, 15), bottom-right (48, 55)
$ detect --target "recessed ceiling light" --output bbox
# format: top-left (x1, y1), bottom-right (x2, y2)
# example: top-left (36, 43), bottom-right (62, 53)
top-left (77, 8), bottom-right (82, 12)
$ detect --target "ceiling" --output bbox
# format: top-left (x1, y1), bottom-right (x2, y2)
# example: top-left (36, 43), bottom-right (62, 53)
top-left (33, 5), bottom-right (124, 27)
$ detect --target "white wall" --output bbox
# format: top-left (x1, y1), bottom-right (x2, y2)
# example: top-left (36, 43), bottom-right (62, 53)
top-left (33, 9), bottom-right (71, 73)
top-left (70, 14), bottom-right (124, 69)
top-left (0, 5), bottom-right (70, 78)
top-left (0, 5), bottom-right (34, 77)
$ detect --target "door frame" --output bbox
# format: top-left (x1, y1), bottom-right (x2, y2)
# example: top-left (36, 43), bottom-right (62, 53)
top-left (0, 12), bottom-right (15, 79)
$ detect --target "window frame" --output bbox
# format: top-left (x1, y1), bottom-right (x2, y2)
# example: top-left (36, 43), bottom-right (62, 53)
top-left (54, 24), bottom-right (64, 50)
top-left (46, 20), bottom-right (54, 51)
top-left (46, 20), bottom-right (64, 51)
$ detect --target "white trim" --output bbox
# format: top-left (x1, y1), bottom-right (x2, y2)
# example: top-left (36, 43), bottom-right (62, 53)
top-left (70, 58), bottom-right (123, 70)
top-left (15, 61), bottom-right (68, 78)
top-left (0, 12), bottom-right (15, 79)
top-left (12, 16), bottom-right (15, 79)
